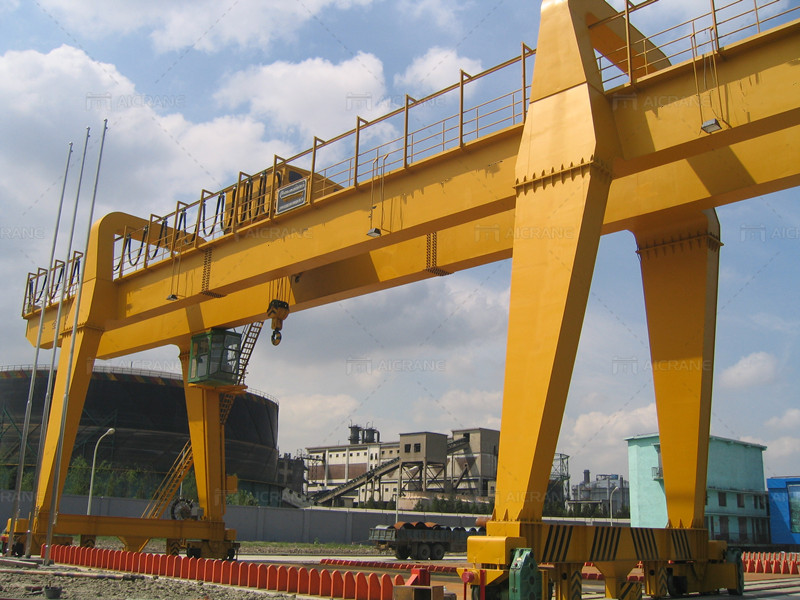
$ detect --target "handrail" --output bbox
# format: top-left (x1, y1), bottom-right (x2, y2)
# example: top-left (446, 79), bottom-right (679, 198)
top-left (595, 0), bottom-right (799, 88)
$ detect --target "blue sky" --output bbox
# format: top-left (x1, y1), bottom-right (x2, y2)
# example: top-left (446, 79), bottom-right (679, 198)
top-left (0, 0), bottom-right (798, 488)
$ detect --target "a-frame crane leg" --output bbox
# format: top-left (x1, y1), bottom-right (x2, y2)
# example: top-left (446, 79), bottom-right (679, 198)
top-left (30, 325), bottom-right (102, 549)
top-left (634, 210), bottom-right (720, 531)
top-left (179, 351), bottom-right (228, 520)
top-left (467, 0), bottom-right (621, 593)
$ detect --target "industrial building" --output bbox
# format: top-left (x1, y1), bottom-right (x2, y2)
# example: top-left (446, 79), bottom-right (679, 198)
top-left (767, 477), bottom-right (800, 547)
top-left (569, 470), bottom-right (629, 516)
top-left (627, 434), bottom-right (769, 545)
top-left (0, 365), bottom-right (285, 504)
top-left (305, 426), bottom-right (570, 509)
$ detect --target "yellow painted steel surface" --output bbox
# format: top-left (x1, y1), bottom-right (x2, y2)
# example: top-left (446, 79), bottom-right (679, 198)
top-left (19, 0), bottom-right (800, 575)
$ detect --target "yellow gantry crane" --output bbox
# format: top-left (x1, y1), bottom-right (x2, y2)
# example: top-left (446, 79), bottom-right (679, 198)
top-left (14, 0), bottom-right (800, 597)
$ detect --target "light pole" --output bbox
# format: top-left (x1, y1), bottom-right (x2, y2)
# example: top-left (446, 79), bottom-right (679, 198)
top-left (87, 427), bottom-right (115, 515)
top-left (609, 485), bottom-right (620, 526)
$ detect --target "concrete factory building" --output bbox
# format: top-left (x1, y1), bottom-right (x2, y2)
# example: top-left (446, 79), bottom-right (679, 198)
top-left (305, 426), bottom-right (570, 509)
top-left (628, 433), bottom-right (770, 545)
top-left (0, 365), bottom-right (285, 504)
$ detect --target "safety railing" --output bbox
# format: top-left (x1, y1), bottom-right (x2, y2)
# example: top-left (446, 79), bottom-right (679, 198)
top-left (98, 44), bottom-right (535, 283)
top-left (22, 251), bottom-right (83, 317)
top-left (595, 0), bottom-right (799, 89)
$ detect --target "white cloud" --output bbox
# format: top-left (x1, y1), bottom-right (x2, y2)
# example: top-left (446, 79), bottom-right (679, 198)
top-left (763, 436), bottom-right (800, 477)
top-left (277, 392), bottom-right (361, 453)
top-left (396, 0), bottom-right (464, 30)
top-left (215, 52), bottom-right (392, 141)
top-left (752, 312), bottom-right (800, 333)
top-left (0, 45), bottom-right (290, 369)
top-left (718, 351), bottom-right (779, 389)
top-left (394, 47), bottom-right (483, 95)
top-left (412, 388), bottom-right (502, 433)
top-left (766, 408), bottom-right (800, 430)
top-left (562, 403), bottom-right (657, 476)
top-left (36, 0), bottom-right (376, 53)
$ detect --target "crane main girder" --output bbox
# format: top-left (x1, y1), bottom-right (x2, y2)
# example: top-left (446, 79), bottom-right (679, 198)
top-left (17, 0), bottom-right (800, 581)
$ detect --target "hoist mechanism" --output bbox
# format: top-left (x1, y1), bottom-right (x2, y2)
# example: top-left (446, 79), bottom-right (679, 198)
top-left (266, 299), bottom-right (290, 346)
top-left (13, 0), bottom-right (800, 587)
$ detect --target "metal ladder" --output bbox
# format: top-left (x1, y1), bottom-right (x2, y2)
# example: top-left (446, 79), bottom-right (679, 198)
top-left (140, 321), bottom-right (264, 520)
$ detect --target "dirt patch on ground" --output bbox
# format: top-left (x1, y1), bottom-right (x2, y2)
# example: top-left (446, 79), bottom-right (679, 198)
top-left (0, 568), bottom-right (292, 600)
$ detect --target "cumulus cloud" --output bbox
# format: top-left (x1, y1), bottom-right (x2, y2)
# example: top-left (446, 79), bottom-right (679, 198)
top-left (396, 0), bottom-right (464, 29)
top-left (718, 351), bottom-right (779, 389)
top-left (277, 392), bottom-right (361, 452)
top-left (36, 0), bottom-right (375, 53)
top-left (765, 408), bottom-right (800, 430)
top-left (215, 52), bottom-right (393, 141)
top-left (412, 389), bottom-right (502, 433)
top-left (0, 45), bottom-right (290, 369)
top-left (561, 403), bottom-right (658, 475)
top-left (394, 47), bottom-right (483, 96)
top-left (763, 436), bottom-right (800, 477)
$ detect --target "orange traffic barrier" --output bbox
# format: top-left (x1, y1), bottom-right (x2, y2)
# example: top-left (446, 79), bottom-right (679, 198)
top-left (256, 564), bottom-right (268, 589)
top-left (287, 566), bottom-right (299, 592)
top-left (233, 561), bottom-right (245, 586)
top-left (309, 568), bottom-right (321, 595)
top-left (367, 573), bottom-right (381, 600)
top-left (393, 574), bottom-right (405, 586)
top-left (203, 558), bottom-right (215, 582)
top-left (179, 556), bottom-right (190, 579)
top-left (355, 572), bottom-right (369, 600)
top-left (380, 574), bottom-right (394, 600)
top-left (344, 571), bottom-right (356, 599)
top-left (213, 559), bottom-right (224, 584)
top-left (298, 567), bottom-right (310, 594)
top-left (277, 565), bottom-right (289, 591)
top-left (267, 564), bottom-right (279, 589)
top-left (320, 569), bottom-right (333, 596)
top-left (332, 571), bottom-right (344, 598)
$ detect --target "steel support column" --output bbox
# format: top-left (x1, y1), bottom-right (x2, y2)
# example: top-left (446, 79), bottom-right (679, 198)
top-left (634, 210), bottom-right (721, 529)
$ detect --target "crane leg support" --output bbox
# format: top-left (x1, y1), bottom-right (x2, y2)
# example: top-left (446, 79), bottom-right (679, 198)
top-left (634, 210), bottom-right (720, 530)
top-left (29, 325), bottom-right (102, 549)
top-left (180, 353), bottom-right (228, 523)
top-left (634, 210), bottom-right (741, 595)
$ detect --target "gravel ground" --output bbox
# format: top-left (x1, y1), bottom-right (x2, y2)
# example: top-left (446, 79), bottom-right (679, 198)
top-left (0, 568), bottom-right (293, 600)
